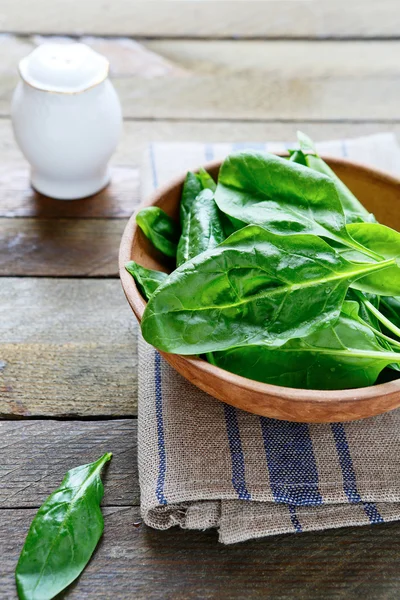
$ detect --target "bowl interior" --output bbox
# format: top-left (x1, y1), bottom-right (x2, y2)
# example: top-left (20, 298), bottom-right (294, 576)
top-left (119, 156), bottom-right (400, 422)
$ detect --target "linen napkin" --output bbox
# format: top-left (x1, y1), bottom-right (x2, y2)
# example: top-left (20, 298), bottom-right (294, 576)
top-left (138, 133), bottom-right (400, 544)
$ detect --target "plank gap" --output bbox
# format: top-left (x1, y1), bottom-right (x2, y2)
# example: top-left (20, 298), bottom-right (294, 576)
top-left (0, 414), bottom-right (138, 421)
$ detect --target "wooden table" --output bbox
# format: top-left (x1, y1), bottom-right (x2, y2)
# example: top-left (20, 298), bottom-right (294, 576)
top-left (2, 2), bottom-right (400, 597)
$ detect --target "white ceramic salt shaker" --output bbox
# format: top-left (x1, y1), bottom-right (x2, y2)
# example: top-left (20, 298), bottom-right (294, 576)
top-left (11, 43), bottom-right (123, 200)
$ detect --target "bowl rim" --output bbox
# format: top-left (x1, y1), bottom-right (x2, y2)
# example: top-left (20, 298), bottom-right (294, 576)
top-left (119, 153), bottom-right (400, 405)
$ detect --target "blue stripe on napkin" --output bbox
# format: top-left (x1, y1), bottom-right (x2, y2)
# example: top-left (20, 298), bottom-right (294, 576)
top-left (224, 404), bottom-right (252, 500)
top-left (288, 504), bottom-right (303, 532)
top-left (260, 418), bottom-right (323, 506)
top-left (150, 148), bottom-right (168, 505)
top-left (331, 423), bottom-right (384, 523)
top-left (155, 352), bottom-right (167, 505)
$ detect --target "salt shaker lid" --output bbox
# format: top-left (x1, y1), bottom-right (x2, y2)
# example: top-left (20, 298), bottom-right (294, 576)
top-left (18, 43), bottom-right (109, 94)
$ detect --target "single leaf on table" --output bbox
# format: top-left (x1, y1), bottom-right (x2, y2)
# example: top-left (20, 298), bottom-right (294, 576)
top-left (176, 189), bottom-right (226, 266)
top-left (136, 206), bottom-right (180, 258)
top-left (15, 453), bottom-right (112, 600)
top-left (125, 261), bottom-right (168, 300)
top-left (297, 131), bottom-right (375, 224)
top-left (345, 223), bottom-right (400, 295)
top-left (211, 313), bottom-right (400, 390)
top-left (214, 150), bottom-right (378, 259)
top-left (141, 225), bottom-right (396, 355)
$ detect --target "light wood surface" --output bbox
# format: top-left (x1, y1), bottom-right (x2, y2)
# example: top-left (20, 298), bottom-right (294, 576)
top-left (3, 422), bottom-right (400, 599)
top-left (0, 218), bottom-right (127, 276)
top-left (3, 506), bottom-right (400, 599)
top-left (0, 279), bottom-right (138, 417)
top-left (0, 420), bottom-right (138, 507)
top-left (1, 0), bottom-right (399, 38)
top-left (2, 2), bottom-right (400, 597)
top-left (2, 117), bottom-right (400, 219)
top-left (2, 36), bottom-right (400, 120)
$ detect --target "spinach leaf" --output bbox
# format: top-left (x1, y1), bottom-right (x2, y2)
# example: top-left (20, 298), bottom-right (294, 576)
top-left (346, 290), bottom-right (382, 330)
top-left (381, 296), bottom-right (400, 330)
top-left (178, 171), bottom-right (220, 265)
top-left (345, 223), bottom-right (400, 295)
top-left (141, 225), bottom-right (396, 355)
top-left (211, 312), bottom-right (400, 390)
top-left (297, 131), bottom-right (375, 224)
top-left (180, 171), bottom-right (203, 224)
top-left (176, 189), bottom-right (226, 266)
top-left (342, 299), bottom-right (400, 370)
top-left (197, 167), bottom-right (217, 192)
top-left (288, 148), bottom-right (307, 166)
top-left (125, 261), bottom-right (168, 300)
top-left (214, 150), bottom-right (378, 259)
top-left (136, 206), bottom-right (180, 258)
top-left (15, 453), bottom-right (112, 600)
top-left (355, 289), bottom-right (400, 341)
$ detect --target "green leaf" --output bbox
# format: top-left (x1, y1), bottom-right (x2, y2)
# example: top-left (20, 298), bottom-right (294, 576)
top-left (214, 150), bottom-right (374, 259)
top-left (197, 167), bottom-right (217, 192)
top-left (125, 261), bottom-right (168, 301)
top-left (381, 296), bottom-right (400, 330)
top-left (176, 189), bottom-right (226, 266)
top-left (180, 171), bottom-right (203, 224)
top-left (211, 313), bottom-right (400, 390)
top-left (136, 206), bottom-right (180, 258)
top-left (344, 294), bottom-right (380, 329)
top-left (355, 289), bottom-right (400, 338)
top-left (297, 131), bottom-right (375, 224)
top-left (15, 453), bottom-right (112, 600)
top-left (177, 171), bottom-right (221, 265)
top-left (345, 223), bottom-right (400, 295)
top-left (288, 148), bottom-right (308, 166)
top-left (141, 225), bottom-right (396, 355)
top-left (342, 299), bottom-right (400, 361)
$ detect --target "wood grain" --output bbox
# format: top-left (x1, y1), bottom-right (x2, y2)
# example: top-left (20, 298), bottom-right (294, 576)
top-left (2, 36), bottom-right (400, 120)
top-left (3, 506), bottom-right (400, 599)
top-left (3, 420), bottom-right (400, 598)
top-left (0, 218), bottom-right (127, 276)
top-left (0, 165), bottom-right (140, 218)
top-left (0, 0), bottom-right (399, 38)
top-left (1, 118), bottom-right (400, 219)
top-left (0, 420), bottom-right (138, 507)
top-left (0, 279), bottom-right (138, 417)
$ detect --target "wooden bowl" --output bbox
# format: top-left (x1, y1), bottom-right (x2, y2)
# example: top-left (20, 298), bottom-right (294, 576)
top-left (119, 156), bottom-right (400, 423)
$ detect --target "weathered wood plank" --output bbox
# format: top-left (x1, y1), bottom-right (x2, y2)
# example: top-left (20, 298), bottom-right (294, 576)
top-left (1, 36), bottom-right (400, 120)
top-left (0, 165), bottom-right (139, 218)
top-left (0, 0), bottom-right (399, 39)
top-left (0, 218), bottom-right (127, 276)
top-left (1, 117), bottom-right (400, 219)
top-left (0, 279), bottom-right (138, 417)
top-left (3, 507), bottom-right (400, 599)
top-left (0, 420), bottom-right (138, 507)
